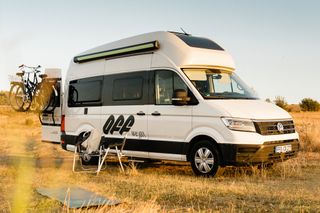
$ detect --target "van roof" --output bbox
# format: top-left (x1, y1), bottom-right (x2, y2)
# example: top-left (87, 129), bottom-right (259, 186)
top-left (74, 31), bottom-right (235, 70)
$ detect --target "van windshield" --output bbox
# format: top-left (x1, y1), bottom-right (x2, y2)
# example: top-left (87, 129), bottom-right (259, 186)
top-left (183, 68), bottom-right (259, 100)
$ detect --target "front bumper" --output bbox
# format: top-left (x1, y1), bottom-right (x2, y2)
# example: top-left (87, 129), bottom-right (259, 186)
top-left (220, 139), bottom-right (299, 166)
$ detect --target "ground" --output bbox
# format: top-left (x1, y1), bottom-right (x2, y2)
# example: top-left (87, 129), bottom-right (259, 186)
top-left (0, 106), bottom-right (319, 212)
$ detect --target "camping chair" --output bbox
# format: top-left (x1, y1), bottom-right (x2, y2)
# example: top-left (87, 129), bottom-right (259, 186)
top-left (72, 133), bottom-right (128, 175)
top-left (97, 135), bottom-right (127, 174)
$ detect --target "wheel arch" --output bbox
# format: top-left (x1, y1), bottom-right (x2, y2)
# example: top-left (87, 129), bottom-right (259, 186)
top-left (186, 135), bottom-right (226, 165)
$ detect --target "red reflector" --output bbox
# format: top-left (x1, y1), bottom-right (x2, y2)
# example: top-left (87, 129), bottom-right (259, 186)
top-left (61, 115), bottom-right (65, 132)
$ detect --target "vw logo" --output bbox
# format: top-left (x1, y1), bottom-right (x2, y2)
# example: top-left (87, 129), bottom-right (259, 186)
top-left (277, 122), bottom-right (284, 133)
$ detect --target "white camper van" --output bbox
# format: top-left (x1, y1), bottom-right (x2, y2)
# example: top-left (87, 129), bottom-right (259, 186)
top-left (60, 31), bottom-right (299, 176)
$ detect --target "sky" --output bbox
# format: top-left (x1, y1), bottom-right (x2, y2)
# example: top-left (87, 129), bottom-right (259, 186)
top-left (0, 0), bottom-right (319, 103)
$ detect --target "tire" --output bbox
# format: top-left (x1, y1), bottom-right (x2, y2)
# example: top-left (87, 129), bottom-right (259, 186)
top-left (80, 155), bottom-right (100, 165)
top-left (43, 88), bottom-right (58, 112)
top-left (9, 84), bottom-right (23, 111)
top-left (39, 84), bottom-right (51, 112)
top-left (42, 83), bottom-right (59, 113)
top-left (190, 140), bottom-right (222, 177)
top-left (33, 83), bottom-right (55, 112)
top-left (9, 84), bottom-right (31, 112)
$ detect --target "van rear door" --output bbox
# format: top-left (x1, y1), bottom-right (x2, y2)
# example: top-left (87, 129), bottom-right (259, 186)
top-left (41, 68), bottom-right (62, 143)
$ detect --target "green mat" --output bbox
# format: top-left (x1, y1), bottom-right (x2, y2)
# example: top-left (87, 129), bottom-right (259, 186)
top-left (37, 187), bottom-right (121, 208)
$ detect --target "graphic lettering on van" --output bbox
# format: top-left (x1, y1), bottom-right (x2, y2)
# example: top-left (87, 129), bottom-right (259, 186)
top-left (103, 115), bottom-right (135, 135)
top-left (131, 131), bottom-right (146, 138)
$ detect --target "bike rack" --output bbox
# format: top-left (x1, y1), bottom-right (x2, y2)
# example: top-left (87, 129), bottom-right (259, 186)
top-left (38, 77), bottom-right (61, 126)
top-left (39, 111), bottom-right (56, 126)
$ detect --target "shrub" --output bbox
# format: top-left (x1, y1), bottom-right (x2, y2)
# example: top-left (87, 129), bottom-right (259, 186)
top-left (274, 96), bottom-right (288, 110)
top-left (299, 98), bottom-right (320, 111)
top-left (286, 104), bottom-right (301, 112)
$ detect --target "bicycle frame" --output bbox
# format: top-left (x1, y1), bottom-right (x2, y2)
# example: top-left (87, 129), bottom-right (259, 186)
top-left (18, 65), bottom-right (42, 100)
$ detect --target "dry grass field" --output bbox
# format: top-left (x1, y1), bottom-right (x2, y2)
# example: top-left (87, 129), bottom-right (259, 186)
top-left (0, 106), bottom-right (320, 212)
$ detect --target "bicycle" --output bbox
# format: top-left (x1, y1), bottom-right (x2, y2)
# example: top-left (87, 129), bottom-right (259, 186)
top-left (9, 64), bottom-right (59, 112)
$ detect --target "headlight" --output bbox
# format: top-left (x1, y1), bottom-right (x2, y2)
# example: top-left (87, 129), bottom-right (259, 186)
top-left (221, 117), bottom-right (256, 132)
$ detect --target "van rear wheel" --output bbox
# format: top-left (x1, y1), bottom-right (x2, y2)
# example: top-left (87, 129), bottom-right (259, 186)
top-left (190, 140), bottom-right (222, 177)
top-left (80, 154), bottom-right (100, 165)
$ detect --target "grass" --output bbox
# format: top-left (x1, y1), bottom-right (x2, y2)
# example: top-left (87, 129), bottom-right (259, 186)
top-left (291, 112), bottom-right (320, 152)
top-left (0, 106), bottom-right (320, 212)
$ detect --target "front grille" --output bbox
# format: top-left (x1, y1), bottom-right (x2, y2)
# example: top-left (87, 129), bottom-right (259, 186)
top-left (254, 120), bottom-right (295, 135)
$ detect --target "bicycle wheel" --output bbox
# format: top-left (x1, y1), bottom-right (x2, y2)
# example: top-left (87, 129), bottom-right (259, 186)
top-left (35, 83), bottom-right (53, 112)
top-left (9, 84), bottom-right (32, 112)
top-left (43, 85), bottom-right (59, 112)
top-left (9, 84), bottom-right (24, 111)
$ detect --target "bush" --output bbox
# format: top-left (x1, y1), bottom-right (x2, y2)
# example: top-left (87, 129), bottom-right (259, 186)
top-left (299, 98), bottom-right (320, 111)
top-left (286, 104), bottom-right (301, 112)
top-left (274, 96), bottom-right (288, 110)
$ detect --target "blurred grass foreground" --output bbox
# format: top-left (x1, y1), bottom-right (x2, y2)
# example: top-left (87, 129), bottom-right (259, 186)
top-left (0, 106), bottom-right (319, 212)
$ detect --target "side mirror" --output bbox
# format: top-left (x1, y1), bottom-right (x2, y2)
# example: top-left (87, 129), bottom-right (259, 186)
top-left (172, 89), bottom-right (190, 106)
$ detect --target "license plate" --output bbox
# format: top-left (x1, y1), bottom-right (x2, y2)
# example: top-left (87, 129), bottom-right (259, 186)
top-left (275, 144), bottom-right (292, 153)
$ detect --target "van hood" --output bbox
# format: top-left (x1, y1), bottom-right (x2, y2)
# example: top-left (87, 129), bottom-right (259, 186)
top-left (206, 99), bottom-right (292, 120)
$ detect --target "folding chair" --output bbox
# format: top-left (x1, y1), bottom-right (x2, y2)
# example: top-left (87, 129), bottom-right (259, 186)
top-left (72, 133), bottom-right (128, 175)
top-left (96, 135), bottom-right (127, 174)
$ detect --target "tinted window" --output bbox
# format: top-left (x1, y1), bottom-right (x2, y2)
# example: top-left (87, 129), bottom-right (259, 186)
top-left (68, 76), bottom-right (102, 107)
top-left (175, 33), bottom-right (224, 51)
top-left (102, 71), bottom-right (148, 106)
top-left (113, 77), bottom-right (143, 101)
top-left (155, 70), bottom-right (188, 105)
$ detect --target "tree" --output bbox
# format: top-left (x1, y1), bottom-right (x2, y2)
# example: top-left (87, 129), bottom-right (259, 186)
top-left (274, 96), bottom-right (288, 110)
top-left (299, 98), bottom-right (320, 111)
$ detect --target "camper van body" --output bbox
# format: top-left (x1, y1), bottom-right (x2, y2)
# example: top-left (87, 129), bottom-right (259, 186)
top-left (61, 31), bottom-right (299, 176)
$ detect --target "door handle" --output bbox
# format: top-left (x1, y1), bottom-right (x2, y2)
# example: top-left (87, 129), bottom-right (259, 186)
top-left (151, 111), bottom-right (161, 116)
top-left (136, 111), bottom-right (146, 116)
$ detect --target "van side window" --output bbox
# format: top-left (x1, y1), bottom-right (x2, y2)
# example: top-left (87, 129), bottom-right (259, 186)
top-left (102, 71), bottom-right (148, 106)
top-left (113, 77), bottom-right (143, 101)
top-left (155, 70), bottom-right (188, 105)
top-left (68, 76), bottom-right (103, 107)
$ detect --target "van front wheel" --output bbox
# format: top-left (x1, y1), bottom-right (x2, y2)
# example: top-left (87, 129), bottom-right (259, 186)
top-left (190, 141), bottom-right (221, 177)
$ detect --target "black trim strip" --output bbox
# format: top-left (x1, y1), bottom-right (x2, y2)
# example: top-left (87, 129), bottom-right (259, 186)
top-left (42, 123), bottom-right (61, 127)
top-left (101, 137), bottom-right (188, 155)
top-left (61, 134), bottom-right (189, 156)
